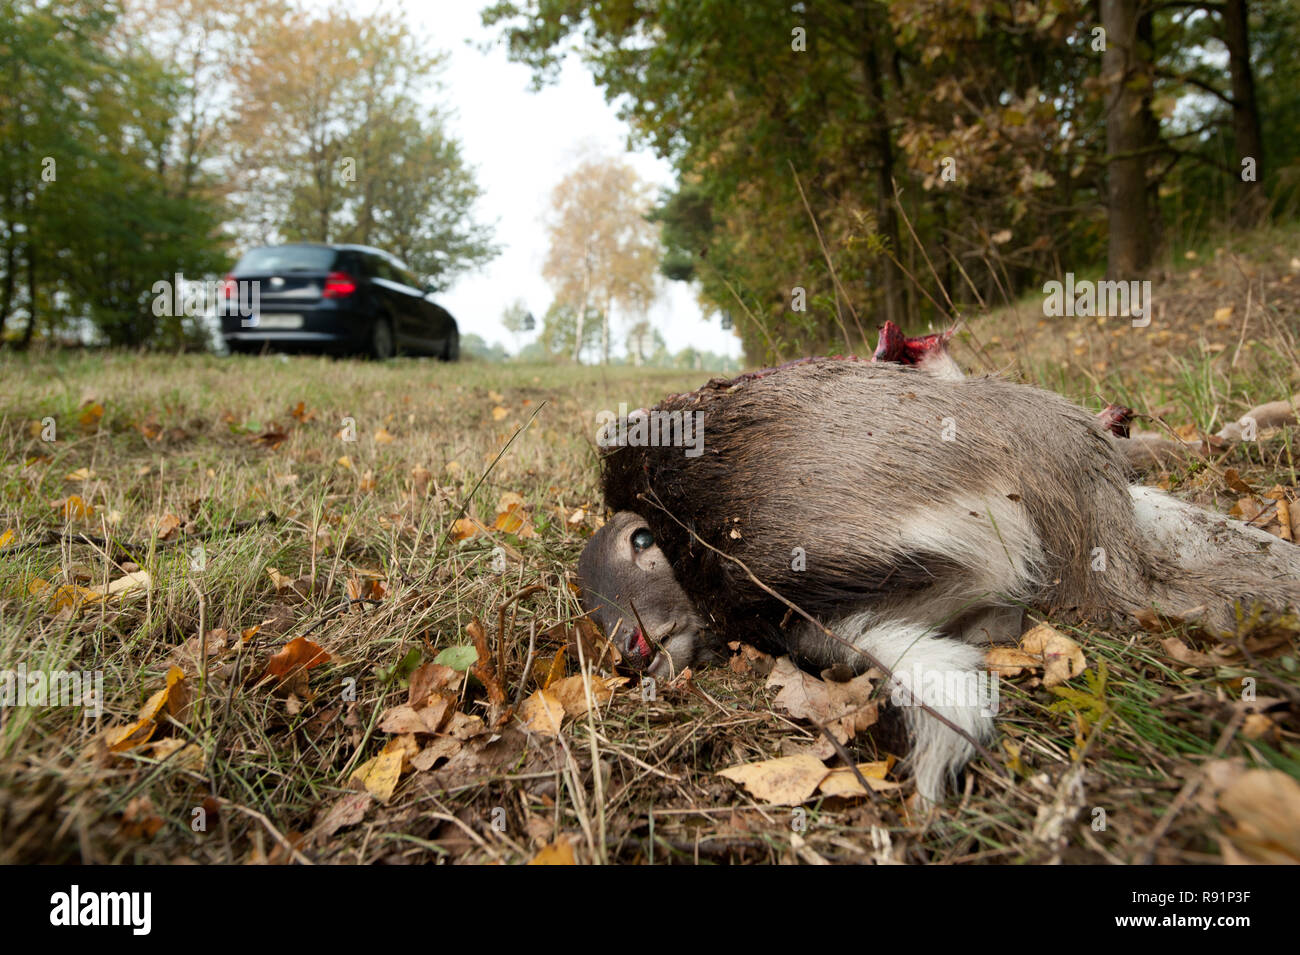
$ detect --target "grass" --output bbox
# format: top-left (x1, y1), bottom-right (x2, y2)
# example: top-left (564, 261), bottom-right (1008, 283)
top-left (1, 230), bottom-right (1298, 864)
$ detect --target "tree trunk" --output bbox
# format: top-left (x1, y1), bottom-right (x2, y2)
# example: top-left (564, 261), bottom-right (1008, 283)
top-left (19, 244), bottom-right (37, 349)
top-left (858, 1), bottom-right (904, 327)
top-left (600, 296), bottom-right (611, 365)
top-left (1101, 0), bottom-right (1155, 278)
top-left (0, 215), bottom-right (15, 343)
top-left (1223, 0), bottom-right (1266, 227)
top-left (571, 254), bottom-right (590, 364)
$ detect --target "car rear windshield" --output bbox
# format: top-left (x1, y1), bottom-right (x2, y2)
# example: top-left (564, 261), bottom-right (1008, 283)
top-left (234, 246), bottom-right (338, 274)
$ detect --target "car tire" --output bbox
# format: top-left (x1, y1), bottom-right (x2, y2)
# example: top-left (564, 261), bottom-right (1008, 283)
top-left (369, 318), bottom-right (395, 361)
top-left (441, 329), bottom-right (459, 362)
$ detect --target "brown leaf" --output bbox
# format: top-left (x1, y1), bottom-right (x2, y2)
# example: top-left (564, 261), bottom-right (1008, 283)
top-left (1218, 769), bottom-right (1300, 864)
top-left (378, 704), bottom-right (430, 735)
top-left (766, 657), bottom-right (878, 742)
top-left (1223, 468), bottom-right (1254, 495)
top-left (118, 796), bottom-right (163, 840)
top-left (408, 663), bottom-right (462, 706)
top-left (263, 637), bottom-right (331, 684)
top-left (313, 792), bottom-right (372, 839)
top-left (411, 736), bottom-right (462, 771)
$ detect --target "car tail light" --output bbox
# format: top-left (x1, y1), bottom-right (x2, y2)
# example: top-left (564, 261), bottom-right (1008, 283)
top-left (219, 273), bottom-right (237, 298)
top-left (323, 271), bottom-right (357, 298)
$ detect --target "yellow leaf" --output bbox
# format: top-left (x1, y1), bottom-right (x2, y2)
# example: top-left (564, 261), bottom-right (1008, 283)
top-left (54, 495), bottom-right (93, 519)
top-left (374, 428), bottom-right (396, 444)
top-left (64, 467), bottom-right (93, 482)
top-left (546, 673), bottom-right (624, 716)
top-left (0, 529), bottom-right (14, 550)
top-left (528, 839), bottom-right (577, 865)
top-left (351, 747), bottom-right (404, 802)
top-left (451, 517), bottom-right (483, 541)
top-left (718, 754), bottom-right (830, 805)
top-left (817, 761), bottom-right (900, 797)
top-left (518, 688), bottom-right (565, 736)
top-left (337, 455), bottom-right (354, 470)
top-left (492, 406), bottom-right (509, 421)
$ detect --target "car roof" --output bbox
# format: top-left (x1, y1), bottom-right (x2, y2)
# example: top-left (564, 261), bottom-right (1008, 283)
top-left (248, 241), bottom-right (394, 257)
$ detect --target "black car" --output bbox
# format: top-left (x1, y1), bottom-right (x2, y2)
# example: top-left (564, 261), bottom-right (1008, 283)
top-left (218, 243), bottom-right (459, 360)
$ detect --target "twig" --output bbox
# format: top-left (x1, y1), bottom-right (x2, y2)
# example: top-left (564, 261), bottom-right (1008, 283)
top-left (496, 584), bottom-right (545, 681)
top-left (814, 722), bottom-right (879, 805)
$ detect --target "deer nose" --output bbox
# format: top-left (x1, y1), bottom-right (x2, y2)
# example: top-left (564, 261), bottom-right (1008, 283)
top-left (621, 627), bottom-right (653, 667)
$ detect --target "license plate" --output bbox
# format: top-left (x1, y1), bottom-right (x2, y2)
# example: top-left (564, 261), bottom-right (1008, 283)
top-left (245, 313), bottom-right (303, 330)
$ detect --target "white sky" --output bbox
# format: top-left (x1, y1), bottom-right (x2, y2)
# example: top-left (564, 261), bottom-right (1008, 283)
top-left (377, 1), bottom-right (742, 358)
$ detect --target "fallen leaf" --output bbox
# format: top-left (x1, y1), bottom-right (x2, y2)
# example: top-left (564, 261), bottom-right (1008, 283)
top-left (78, 402), bottom-right (105, 430)
top-left (52, 495), bottom-right (93, 519)
top-left (314, 792), bottom-right (373, 839)
top-left (546, 673), bottom-right (625, 716)
top-left (765, 657), bottom-right (878, 742)
top-left (97, 666), bottom-right (188, 754)
top-left (350, 748), bottom-right (404, 802)
top-left (118, 796), bottom-right (163, 839)
top-left (718, 754), bottom-right (829, 804)
top-left (1218, 769), bottom-right (1300, 863)
top-left (518, 688), bottom-right (565, 735)
top-left (1003, 623), bottom-right (1086, 687)
top-left (262, 637), bottom-right (331, 685)
top-left (528, 838), bottom-right (576, 865)
top-left (817, 761), bottom-right (900, 797)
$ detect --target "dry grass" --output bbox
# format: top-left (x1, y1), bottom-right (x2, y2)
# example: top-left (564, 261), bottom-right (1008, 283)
top-left (1, 228), bottom-right (1298, 865)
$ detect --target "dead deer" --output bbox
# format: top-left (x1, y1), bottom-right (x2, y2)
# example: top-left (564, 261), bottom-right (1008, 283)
top-left (578, 330), bottom-right (1300, 803)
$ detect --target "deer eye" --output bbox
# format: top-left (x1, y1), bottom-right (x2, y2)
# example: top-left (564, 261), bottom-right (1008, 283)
top-left (631, 528), bottom-right (655, 552)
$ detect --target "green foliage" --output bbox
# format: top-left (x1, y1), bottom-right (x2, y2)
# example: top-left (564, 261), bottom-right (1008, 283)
top-left (487, 0), bottom-right (1300, 363)
top-left (0, 0), bottom-right (227, 348)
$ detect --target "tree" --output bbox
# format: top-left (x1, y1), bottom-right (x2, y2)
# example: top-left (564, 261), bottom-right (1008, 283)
top-left (542, 155), bottom-right (659, 364)
top-left (538, 301), bottom-right (601, 362)
top-left (624, 318), bottom-right (657, 366)
top-left (0, 0), bottom-right (226, 348)
top-left (490, 0), bottom-right (1298, 361)
top-left (229, 5), bottom-right (496, 288)
top-left (500, 297), bottom-right (533, 355)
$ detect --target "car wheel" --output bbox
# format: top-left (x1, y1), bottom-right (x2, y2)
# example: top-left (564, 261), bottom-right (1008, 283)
top-left (441, 329), bottom-right (459, 362)
top-left (369, 318), bottom-right (395, 360)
